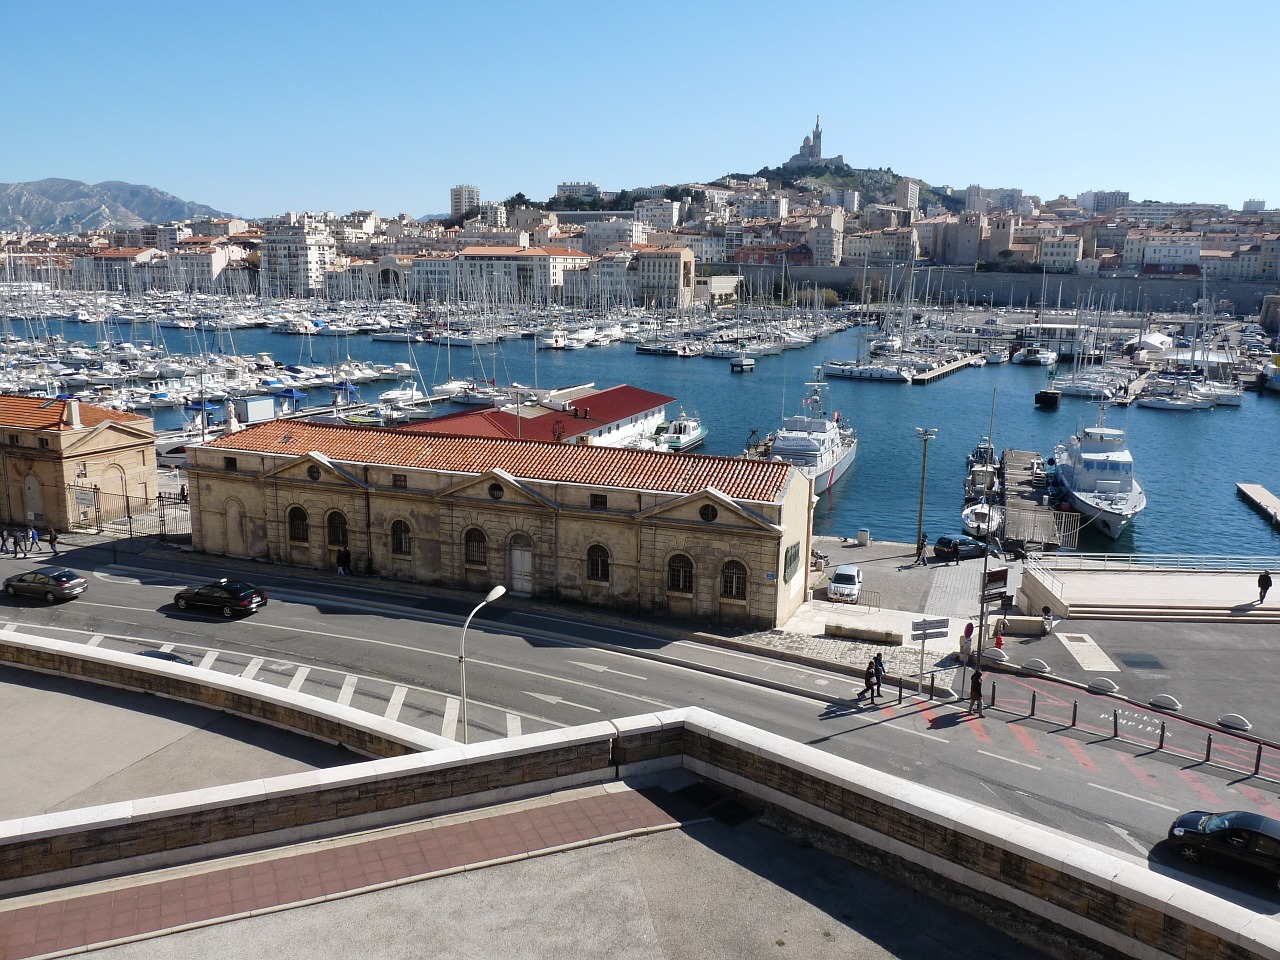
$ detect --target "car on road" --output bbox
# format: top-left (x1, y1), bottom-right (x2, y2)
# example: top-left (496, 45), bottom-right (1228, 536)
top-left (137, 650), bottom-right (194, 666)
top-left (173, 578), bottom-right (268, 618)
top-left (1168, 810), bottom-right (1280, 891)
top-left (826, 563), bottom-right (863, 603)
top-left (3, 567), bottom-right (88, 603)
top-left (933, 535), bottom-right (986, 562)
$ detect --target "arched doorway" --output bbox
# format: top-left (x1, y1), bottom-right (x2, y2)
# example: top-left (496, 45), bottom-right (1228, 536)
top-left (22, 475), bottom-right (44, 525)
top-left (509, 533), bottom-right (533, 596)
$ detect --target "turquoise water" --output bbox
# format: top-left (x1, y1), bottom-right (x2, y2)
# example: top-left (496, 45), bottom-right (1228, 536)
top-left (56, 321), bottom-right (1280, 557)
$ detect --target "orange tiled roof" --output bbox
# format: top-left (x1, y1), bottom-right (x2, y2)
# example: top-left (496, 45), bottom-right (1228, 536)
top-left (204, 420), bottom-right (793, 502)
top-left (0, 396), bottom-right (149, 430)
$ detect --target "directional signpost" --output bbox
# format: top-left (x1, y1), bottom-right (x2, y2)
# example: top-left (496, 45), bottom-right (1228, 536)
top-left (912, 618), bottom-right (950, 698)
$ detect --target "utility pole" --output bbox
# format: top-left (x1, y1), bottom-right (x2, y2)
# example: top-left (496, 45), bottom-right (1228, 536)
top-left (914, 427), bottom-right (937, 555)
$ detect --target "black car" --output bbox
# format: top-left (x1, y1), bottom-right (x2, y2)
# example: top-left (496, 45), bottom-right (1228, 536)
top-left (138, 649), bottom-right (194, 666)
top-left (933, 535), bottom-right (986, 561)
top-left (173, 578), bottom-right (268, 617)
top-left (4, 567), bottom-right (88, 603)
top-left (1168, 810), bottom-right (1280, 891)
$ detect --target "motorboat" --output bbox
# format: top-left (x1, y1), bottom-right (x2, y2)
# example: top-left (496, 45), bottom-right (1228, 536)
top-left (985, 347), bottom-right (1010, 364)
top-left (961, 500), bottom-right (1003, 538)
top-left (378, 381), bottom-right (425, 404)
top-left (655, 409), bottom-right (707, 452)
top-left (821, 359), bottom-right (912, 382)
top-left (1050, 409), bottom-right (1146, 539)
top-left (748, 374), bottom-right (856, 495)
top-left (1012, 344), bottom-right (1059, 365)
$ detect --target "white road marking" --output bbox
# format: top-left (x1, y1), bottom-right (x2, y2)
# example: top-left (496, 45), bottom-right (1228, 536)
top-left (242, 657), bottom-right (264, 681)
top-left (87, 634), bottom-right (104, 646)
top-left (441, 697), bottom-right (459, 740)
top-left (287, 666), bottom-right (310, 692)
top-left (1057, 633), bottom-right (1120, 672)
top-left (159, 643), bottom-right (176, 653)
top-left (978, 750), bottom-right (1041, 770)
top-left (506, 714), bottom-right (522, 738)
top-left (1106, 822), bottom-right (1150, 854)
top-left (337, 675), bottom-right (357, 706)
top-left (524, 691), bottom-right (600, 712)
top-left (199, 651), bottom-right (219, 670)
top-left (1, 624), bottom-right (13, 632)
top-left (384, 685), bottom-right (407, 721)
top-left (565, 660), bottom-right (647, 681)
top-left (1088, 783), bottom-right (1178, 812)
top-left (888, 726), bottom-right (949, 743)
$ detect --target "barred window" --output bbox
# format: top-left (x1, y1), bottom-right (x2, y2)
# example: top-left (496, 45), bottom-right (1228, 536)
top-left (720, 560), bottom-right (748, 600)
top-left (464, 527), bottom-right (488, 565)
top-left (391, 519), bottom-right (411, 556)
top-left (392, 473), bottom-right (408, 489)
top-left (667, 554), bottom-right (694, 593)
top-left (326, 511), bottom-right (348, 546)
top-left (586, 544), bottom-right (610, 582)
top-left (287, 506), bottom-right (308, 542)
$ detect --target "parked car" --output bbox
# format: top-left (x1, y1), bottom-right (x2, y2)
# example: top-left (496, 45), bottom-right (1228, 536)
top-left (826, 563), bottom-right (863, 603)
top-left (3, 567), bottom-right (88, 603)
top-left (173, 578), bottom-right (268, 618)
top-left (1168, 810), bottom-right (1280, 891)
top-left (137, 649), bottom-right (194, 666)
top-left (933, 535), bottom-right (986, 561)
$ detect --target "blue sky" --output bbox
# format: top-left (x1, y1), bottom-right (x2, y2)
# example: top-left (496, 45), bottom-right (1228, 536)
top-left (4, 0), bottom-right (1275, 218)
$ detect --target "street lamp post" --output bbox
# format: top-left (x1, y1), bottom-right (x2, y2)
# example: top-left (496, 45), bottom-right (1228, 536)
top-left (914, 427), bottom-right (937, 557)
top-left (458, 584), bottom-right (506, 745)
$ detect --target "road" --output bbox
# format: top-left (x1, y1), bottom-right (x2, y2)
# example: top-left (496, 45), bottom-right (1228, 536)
top-left (8, 550), bottom-right (1280, 912)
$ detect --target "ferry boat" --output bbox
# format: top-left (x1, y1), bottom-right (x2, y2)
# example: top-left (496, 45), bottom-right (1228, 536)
top-left (1050, 409), bottom-right (1146, 539)
top-left (748, 374), bottom-right (856, 495)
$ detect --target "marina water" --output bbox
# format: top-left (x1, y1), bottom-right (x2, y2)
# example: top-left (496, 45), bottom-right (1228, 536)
top-left (50, 322), bottom-right (1280, 557)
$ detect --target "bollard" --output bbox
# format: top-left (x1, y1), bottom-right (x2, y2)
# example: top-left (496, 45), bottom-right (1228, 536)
top-left (1256, 744), bottom-right (1264, 777)
top-left (1205, 733), bottom-right (1213, 764)
top-left (1112, 709), bottom-right (1119, 738)
top-left (989, 681), bottom-right (996, 708)
top-left (1159, 722), bottom-right (1166, 750)
top-left (1071, 701), bottom-right (1078, 727)
top-left (1030, 691), bottom-right (1037, 718)
top-left (929, 675), bottom-right (935, 700)
top-left (897, 677), bottom-right (903, 705)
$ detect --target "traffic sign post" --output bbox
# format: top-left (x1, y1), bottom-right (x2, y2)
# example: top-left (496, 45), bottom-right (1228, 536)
top-left (912, 618), bottom-right (950, 696)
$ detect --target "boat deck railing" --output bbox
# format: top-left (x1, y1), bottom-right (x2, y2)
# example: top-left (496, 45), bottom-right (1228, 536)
top-left (1030, 553), bottom-right (1279, 573)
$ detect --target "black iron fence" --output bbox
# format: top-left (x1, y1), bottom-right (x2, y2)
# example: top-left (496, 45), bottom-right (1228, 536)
top-left (64, 484), bottom-right (190, 540)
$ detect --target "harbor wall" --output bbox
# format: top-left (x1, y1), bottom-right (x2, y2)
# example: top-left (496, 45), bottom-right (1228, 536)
top-left (728, 264), bottom-right (1280, 316)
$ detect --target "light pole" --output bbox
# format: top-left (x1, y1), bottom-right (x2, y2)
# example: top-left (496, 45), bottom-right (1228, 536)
top-left (914, 427), bottom-right (937, 558)
top-left (459, 584), bottom-right (506, 744)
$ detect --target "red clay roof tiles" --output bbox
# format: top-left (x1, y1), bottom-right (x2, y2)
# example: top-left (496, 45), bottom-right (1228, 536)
top-left (0, 396), bottom-right (149, 431)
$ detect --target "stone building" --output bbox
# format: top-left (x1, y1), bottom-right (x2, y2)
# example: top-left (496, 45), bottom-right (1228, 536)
top-left (0, 397), bottom-right (155, 530)
top-left (187, 421), bottom-right (814, 628)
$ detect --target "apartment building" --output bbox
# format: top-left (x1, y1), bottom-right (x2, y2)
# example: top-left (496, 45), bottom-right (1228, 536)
top-left (1039, 235), bottom-right (1083, 273)
top-left (260, 215), bottom-right (337, 297)
top-left (450, 185), bottom-right (481, 219)
top-left (633, 246), bottom-right (695, 309)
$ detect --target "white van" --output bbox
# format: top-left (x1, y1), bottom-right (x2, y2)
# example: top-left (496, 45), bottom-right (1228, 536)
top-left (827, 563), bottom-right (863, 603)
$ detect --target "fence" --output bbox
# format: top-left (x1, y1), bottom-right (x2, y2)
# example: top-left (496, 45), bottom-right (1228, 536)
top-left (64, 484), bottom-right (190, 541)
top-left (1032, 552), bottom-right (1280, 573)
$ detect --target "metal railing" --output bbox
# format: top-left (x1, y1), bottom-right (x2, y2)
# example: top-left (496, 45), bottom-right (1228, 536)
top-left (1033, 553), bottom-right (1280, 573)
top-left (64, 484), bottom-right (190, 540)
top-left (1021, 553), bottom-right (1064, 598)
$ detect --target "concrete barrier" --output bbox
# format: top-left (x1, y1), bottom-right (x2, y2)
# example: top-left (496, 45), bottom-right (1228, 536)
top-left (823, 623), bottom-right (904, 645)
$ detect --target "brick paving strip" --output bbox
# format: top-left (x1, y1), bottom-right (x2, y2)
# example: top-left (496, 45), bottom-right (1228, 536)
top-left (0, 787), bottom-right (683, 960)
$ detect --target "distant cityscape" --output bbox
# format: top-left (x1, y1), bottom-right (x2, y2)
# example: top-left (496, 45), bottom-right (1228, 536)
top-left (3, 117), bottom-right (1279, 309)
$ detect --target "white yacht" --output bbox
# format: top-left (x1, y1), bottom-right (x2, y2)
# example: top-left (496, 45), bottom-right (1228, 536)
top-left (821, 359), bottom-right (913, 382)
top-left (750, 376), bottom-right (857, 495)
top-left (1051, 411), bottom-right (1146, 539)
top-left (961, 501), bottom-right (1003, 539)
top-left (1012, 343), bottom-right (1059, 365)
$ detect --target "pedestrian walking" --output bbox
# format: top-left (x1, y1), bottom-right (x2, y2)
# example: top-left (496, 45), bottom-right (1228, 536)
top-left (873, 652), bottom-right (885, 698)
top-left (861, 659), bottom-right (878, 703)
top-left (968, 669), bottom-right (984, 717)
top-left (14, 528), bottom-right (27, 557)
top-left (1259, 570), bottom-right (1273, 604)
top-left (0, 527), bottom-right (9, 556)
top-left (336, 546), bottom-right (352, 576)
top-left (28, 527), bottom-right (40, 553)
top-left (47, 527), bottom-right (58, 557)
top-left (914, 532), bottom-right (928, 566)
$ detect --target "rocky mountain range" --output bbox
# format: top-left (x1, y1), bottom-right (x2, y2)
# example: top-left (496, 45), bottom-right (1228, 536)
top-left (0, 179), bottom-right (234, 234)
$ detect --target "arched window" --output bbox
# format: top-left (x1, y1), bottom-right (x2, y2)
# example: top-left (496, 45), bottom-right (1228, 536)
top-left (720, 560), bottom-right (748, 600)
top-left (326, 511), bottom-right (348, 546)
top-left (287, 506), bottom-right (309, 542)
top-left (391, 519), bottom-right (411, 556)
top-left (667, 554), bottom-right (694, 593)
top-left (464, 527), bottom-right (488, 565)
top-left (586, 544), bottom-right (610, 582)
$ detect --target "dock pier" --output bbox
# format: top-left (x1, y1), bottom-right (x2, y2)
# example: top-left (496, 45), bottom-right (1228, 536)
top-left (912, 354), bottom-right (983, 385)
top-left (1237, 483), bottom-right (1280, 529)
top-left (1000, 448), bottom-right (1077, 551)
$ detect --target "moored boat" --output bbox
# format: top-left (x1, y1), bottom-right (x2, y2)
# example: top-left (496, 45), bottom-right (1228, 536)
top-left (1050, 408), bottom-right (1146, 539)
top-left (747, 373), bottom-right (856, 495)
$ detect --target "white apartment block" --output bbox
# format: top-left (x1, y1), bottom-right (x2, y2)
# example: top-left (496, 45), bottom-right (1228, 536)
top-left (633, 247), bottom-right (695, 310)
top-left (260, 218), bottom-right (337, 297)
top-left (823, 189), bottom-right (860, 212)
top-left (734, 196), bottom-right (788, 220)
top-left (1141, 232), bottom-right (1201, 269)
top-left (634, 199), bottom-right (681, 230)
top-left (556, 181), bottom-right (600, 199)
top-left (1113, 201), bottom-right (1227, 224)
top-left (583, 217), bottom-right (648, 256)
top-left (894, 179), bottom-right (920, 211)
top-left (1244, 199), bottom-right (1267, 213)
top-left (1038, 235), bottom-right (1082, 273)
top-left (841, 228), bottom-right (917, 263)
top-left (170, 243), bottom-right (245, 291)
top-left (450, 184), bottom-right (481, 218)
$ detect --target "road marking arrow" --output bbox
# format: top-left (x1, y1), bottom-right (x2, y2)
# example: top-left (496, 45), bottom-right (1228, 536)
top-left (565, 660), bottom-right (647, 681)
top-left (525, 691), bottom-right (600, 712)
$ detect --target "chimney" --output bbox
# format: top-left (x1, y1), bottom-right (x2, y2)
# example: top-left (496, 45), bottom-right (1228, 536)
top-left (66, 399), bottom-right (82, 429)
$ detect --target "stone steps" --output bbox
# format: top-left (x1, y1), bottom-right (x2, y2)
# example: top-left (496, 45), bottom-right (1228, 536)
top-left (1066, 603), bottom-right (1280, 624)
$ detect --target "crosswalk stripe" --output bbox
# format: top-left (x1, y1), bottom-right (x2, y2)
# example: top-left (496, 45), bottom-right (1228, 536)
top-left (241, 657), bottom-right (264, 681)
top-left (159, 643), bottom-right (176, 653)
top-left (1177, 769), bottom-right (1222, 807)
top-left (506, 714), bottom-right (522, 738)
top-left (965, 716), bottom-right (993, 743)
top-left (441, 697), bottom-right (459, 740)
top-left (87, 635), bottom-right (104, 647)
top-left (1062, 738), bottom-right (1098, 771)
top-left (1056, 633), bottom-right (1120, 672)
top-left (1116, 753), bottom-right (1162, 791)
top-left (287, 666), bottom-right (310, 692)
top-left (337, 675), bottom-right (357, 706)
top-left (1009, 724), bottom-right (1041, 756)
top-left (198, 651), bottom-right (219, 670)
top-left (384, 685), bottom-right (407, 721)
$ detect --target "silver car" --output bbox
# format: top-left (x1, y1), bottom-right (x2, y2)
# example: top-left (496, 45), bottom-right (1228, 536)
top-left (4, 566), bottom-right (88, 603)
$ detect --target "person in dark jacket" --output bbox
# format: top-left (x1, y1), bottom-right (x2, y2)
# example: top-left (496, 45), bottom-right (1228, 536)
top-left (1260, 570), bottom-right (1273, 604)
top-left (873, 653), bottom-right (885, 697)
top-left (968, 670), bottom-right (984, 717)
top-left (860, 660), bottom-right (878, 703)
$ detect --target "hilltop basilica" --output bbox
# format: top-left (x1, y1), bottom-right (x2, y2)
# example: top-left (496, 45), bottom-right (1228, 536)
top-left (783, 116), bottom-right (845, 170)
